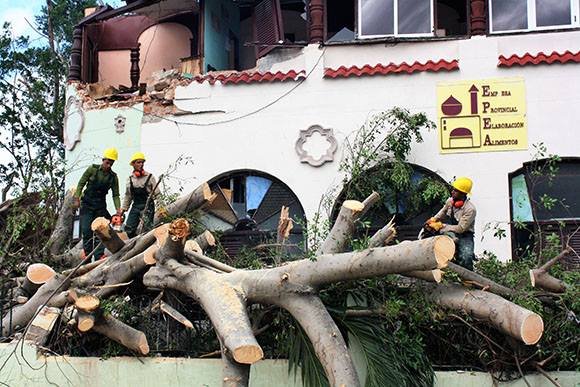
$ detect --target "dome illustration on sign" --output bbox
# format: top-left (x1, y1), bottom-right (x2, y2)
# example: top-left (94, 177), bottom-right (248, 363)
top-left (441, 95), bottom-right (462, 116)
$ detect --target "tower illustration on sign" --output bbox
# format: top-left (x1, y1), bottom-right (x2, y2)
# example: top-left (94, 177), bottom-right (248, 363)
top-left (440, 84), bottom-right (482, 150)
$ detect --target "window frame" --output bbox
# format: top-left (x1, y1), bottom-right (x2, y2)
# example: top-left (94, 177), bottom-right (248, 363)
top-left (357, 0), bottom-right (435, 39)
top-left (489, 0), bottom-right (580, 34)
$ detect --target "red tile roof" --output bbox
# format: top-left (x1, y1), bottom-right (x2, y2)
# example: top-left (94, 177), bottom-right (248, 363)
top-left (498, 51), bottom-right (580, 67)
top-left (194, 69), bottom-right (306, 85)
top-left (324, 59), bottom-right (459, 79)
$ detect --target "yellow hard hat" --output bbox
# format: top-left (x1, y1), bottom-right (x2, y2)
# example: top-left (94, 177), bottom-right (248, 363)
top-left (130, 152), bottom-right (146, 165)
top-left (103, 147), bottom-right (118, 161)
top-left (452, 177), bottom-right (473, 194)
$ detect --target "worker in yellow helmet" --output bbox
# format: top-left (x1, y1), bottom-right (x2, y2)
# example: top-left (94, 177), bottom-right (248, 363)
top-left (426, 177), bottom-right (476, 270)
top-left (74, 148), bottom-right (121, 260)
top-left (117, 152), bottom-right (160, 237)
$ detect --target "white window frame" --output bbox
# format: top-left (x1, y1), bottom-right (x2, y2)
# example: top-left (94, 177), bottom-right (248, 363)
top-left (357, 0), bottom-right (435, 39)
top-left (489, 0), bottom-right (580, 34)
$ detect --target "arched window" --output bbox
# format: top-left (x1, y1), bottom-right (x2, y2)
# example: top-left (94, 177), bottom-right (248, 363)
top-left (332, 162), bottom-right (449, 241)
top-left (202, 170), bottom-right (305, 258)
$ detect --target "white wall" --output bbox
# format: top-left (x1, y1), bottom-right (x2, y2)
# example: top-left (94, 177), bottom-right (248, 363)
top-left (105, 31), bottom-right (580, 260)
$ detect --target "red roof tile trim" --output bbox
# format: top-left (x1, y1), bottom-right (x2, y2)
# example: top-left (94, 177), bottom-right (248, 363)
top-left (498, 51), bottom-right (580, 67)
top-left (194, 69), bottom-right (306, 85)
top-left (324, 59), bottom-right (459, 79)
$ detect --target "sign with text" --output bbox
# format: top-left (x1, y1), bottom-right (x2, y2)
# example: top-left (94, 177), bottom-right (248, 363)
top-left (437, 77), bottom-right (527, 153)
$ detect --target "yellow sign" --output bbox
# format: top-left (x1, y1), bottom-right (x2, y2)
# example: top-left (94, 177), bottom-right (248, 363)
top-left (437, 77), bottom-right (527, 153)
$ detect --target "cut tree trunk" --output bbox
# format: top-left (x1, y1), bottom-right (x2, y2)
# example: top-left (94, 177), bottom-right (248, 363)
top-left (153, 182), bottom-right (214, 224)
top-left (24, 306), bottom-right (61, 346)
top-left (426, 283), bottom-right (544, 345)
top-left (2, 274), bottom-right (69, 336)
top-left (45, 188), bottom-right (76, 255)
top-left (221, 339), bottom-right (250, 387)
top-left (368, 216), bottom-right (396, 248)
top-left (194, 230), bottom-right (216, 252)
top-left (22, 263), bottom-right (56, 296)
top-left (92, 314), bottom-right (149, 355)
top-left (91, 217), bottom-right (125, 254)
top-left (529, 248), bottom-right (571, 293)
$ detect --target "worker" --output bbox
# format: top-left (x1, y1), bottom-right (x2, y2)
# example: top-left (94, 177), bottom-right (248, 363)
top-left (118, 152), bottom-right (160, 238)
top-left (426, 177), bottom-right (476, 270)
top-left (74, 148), bottom-right (121, 260)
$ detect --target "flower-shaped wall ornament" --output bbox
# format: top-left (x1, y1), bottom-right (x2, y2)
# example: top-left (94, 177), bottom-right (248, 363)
top-left (114, 115), bottom-right (126, 133)
top-left (295, 125), bottom-right (338, 167)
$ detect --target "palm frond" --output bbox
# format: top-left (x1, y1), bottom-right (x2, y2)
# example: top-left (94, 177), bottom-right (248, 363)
top-left (286, 320), bottom-right (329, 387)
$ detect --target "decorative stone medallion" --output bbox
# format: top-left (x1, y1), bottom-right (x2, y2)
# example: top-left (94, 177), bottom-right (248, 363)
top-left (63, 96), bottom-right (84, 151)
top-left (295, 125), bottom-right (338, 167)
top-left (114, 115), bottom-right (126, 133)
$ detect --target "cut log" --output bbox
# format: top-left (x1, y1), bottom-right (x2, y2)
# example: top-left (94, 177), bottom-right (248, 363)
top-left (91, 217), bottom-right (125, 254)
top-left (22, 263), bottom-right (56, 296)
top-left (185, 240), bottom-right (203, 255)
top-left (75, 295), bottom-right (100, 312)
top-left (153, 218), bottom-right (190, 264)
top-left (2, 274), bottom-right (70, 336)
top-left (529, 248), bottom-right (571, 293)
top-left (75, 294), bottom-right (101, 332)
top-left (45, 188), bottom-right (77, 255)
top-left (446, 262), bottom-right (515, 297)
top-left (92, 314), bottom-right (150, 355)
top-left (318, 192), bottom-right (380, 255)
top-left (153, 182), bottom-right (213, 224)
top-left (368, 216), bottom-right (396, 248)
top-left (426, 283), bottom-right (544, 345)
top-left (194, 230), bottom-right (216, 252)
top-left (24, 306), bottom-right (61, 346)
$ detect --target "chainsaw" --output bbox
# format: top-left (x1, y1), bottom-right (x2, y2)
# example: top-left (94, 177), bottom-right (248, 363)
top-left (111, 214), bottom-right (125, 232)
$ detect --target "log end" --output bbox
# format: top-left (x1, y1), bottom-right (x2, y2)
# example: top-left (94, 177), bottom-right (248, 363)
top-left (432, 269), bottom-right (443, 283)
top-left (521, 313), bottom-right (544, 345)
top-left (144, 245), bottom-right (158, 265)
top-left (154, 223), bottom-right (170, 245)
top-left (169, 218), bottom-right (190, 240)
top-left (76, 295), bottom-right (100, 312)
top-left (232, 345), bottom-right (264, 364)
top-left (138, 335), bottom-right (150, 355)
top-left (342, 200), bottom-right (365, 213)
top-left (91, 217), bottom-right (111, 236)
top-left (433, 236), bottom-right (456, 268)
top-left (77, 318), bottom-right (95, 332)
top-left (27, 263), bottom-right (56, 285)
top-left (203, 230), bottom-right (216, 246)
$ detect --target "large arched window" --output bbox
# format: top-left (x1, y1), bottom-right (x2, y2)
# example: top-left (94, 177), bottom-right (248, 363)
top-left (332, 162), bottom-right (450, 241)
top-left (201, 170), bottom-right (306, 257)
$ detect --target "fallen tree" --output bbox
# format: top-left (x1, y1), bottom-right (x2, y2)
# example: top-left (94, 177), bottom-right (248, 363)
top-left (0, 187), bottom-right (558, 387)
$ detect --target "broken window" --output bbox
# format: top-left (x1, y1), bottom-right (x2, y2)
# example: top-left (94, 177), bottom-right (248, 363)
top-left (489, 0), bottom-right (579, 33)
top-left (203, 171), bottom-right (306, 258)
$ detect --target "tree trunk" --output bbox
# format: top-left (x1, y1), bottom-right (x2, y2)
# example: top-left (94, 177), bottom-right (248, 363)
top-left (221, 340), bottom-right (250, 387)
top-left (92, 314), bottom-right (150, 355)
top-left (2, 274), bottom-right (69, 336)
top-left (91, 217), bottom-right (125, 254)
top-left (529, 248), bottom-right (571, 293)
top-left (153, 182), bottom-right (213, 224)
top-left (425, 283), bottom-right (544, 345)
top-left (22, 263), bottom-right (56, 296)
top-left (318, 200), bottom-right (365, 255)
top-left (45, 188), bottom-right (76, 255)
top-left (194, 230), bottom-right (216, 252)
top-left (368, 216), bottom-right (396, 248)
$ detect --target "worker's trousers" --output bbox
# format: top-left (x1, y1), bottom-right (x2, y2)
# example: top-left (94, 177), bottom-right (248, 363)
top-left (125, 201), bottom-right (154, 238)
top-left (444, 231), bottom-right (475, 270)
top-left (80, 204), bottom-right (111, 261)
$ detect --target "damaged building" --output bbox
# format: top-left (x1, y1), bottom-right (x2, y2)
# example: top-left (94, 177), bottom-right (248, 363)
top-left (64, 0), bottom-right (580, 262)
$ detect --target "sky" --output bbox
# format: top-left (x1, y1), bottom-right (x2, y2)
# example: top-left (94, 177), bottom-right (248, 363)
top-left (0, 0), bottom-right (125, 41)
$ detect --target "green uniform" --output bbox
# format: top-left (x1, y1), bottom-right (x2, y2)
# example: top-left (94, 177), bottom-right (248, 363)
top-left (75, 164), bottom-right (120, 259)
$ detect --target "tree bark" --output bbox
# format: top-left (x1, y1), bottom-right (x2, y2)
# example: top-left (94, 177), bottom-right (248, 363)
top-left (91, 217), bottom-right (125, 254)
top-left (45, 188), bottom-right (76, 255)
top-left (92, 313), bottom-right (150, 355)
top-left (425, 283), bottom-right (544, 345)
top-left (368, 216), bottom-right (396, 248)
top-left (2, 274), bottom-right (69, 336)
top-left (194, 230), bottom-right (216, 252)
top-left (153, 182), bottom-right (213, 224)
top-left (447, 262), bottom-right (515, 297)
top-left (529, 248), bottom-right (571, 293)
top-left (221, 340), bottom-right (250, 387)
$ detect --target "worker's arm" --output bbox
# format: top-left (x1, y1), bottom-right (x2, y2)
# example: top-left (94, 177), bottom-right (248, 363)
top-left (74, 166), bottom-right (96, 198)
top-left (433, 199), bottom-right (451, 221)
top-left (111, 174), bottom-right (121, 210)
top-left (441, 206), bottom-right (476, 234)
top-left (121, 176), bottom-right (133, 211)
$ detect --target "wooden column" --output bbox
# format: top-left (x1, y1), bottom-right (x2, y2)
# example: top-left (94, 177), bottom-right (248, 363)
top-left (470, 0), bottom-right (487, 35)
top-left (68, 27), bottom-right (82, 81)
top-left (130, 44), bottom-right (141, 89)
top-left (308, 0), bottom-right (324, 43)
